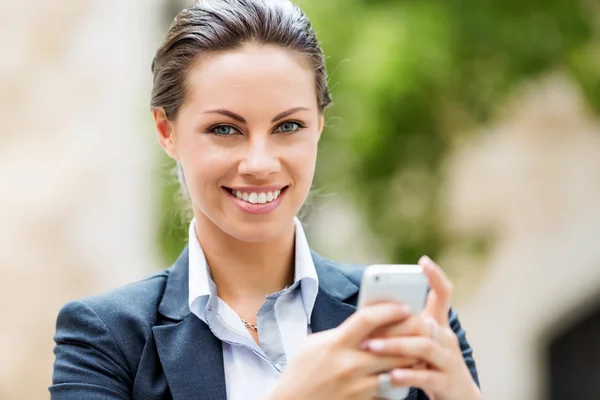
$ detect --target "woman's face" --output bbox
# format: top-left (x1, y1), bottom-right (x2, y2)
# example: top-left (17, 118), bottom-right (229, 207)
top-left (155, 43), bottom-right (324, 243)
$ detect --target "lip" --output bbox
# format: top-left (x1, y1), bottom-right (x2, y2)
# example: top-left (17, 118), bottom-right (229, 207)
top-left (223, 186), bottom-right (288, 215)
top-left (225, 185), bottom-right (287, 192)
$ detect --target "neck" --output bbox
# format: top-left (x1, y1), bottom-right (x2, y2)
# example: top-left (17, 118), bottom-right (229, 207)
top-left (193, 214), bottom-right (296, 303)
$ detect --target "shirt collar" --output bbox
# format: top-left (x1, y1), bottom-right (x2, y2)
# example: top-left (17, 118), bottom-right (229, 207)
top-left (188, 217), bottom-right (319, 321)
top-left (292, 217), bottom-right (319, 319)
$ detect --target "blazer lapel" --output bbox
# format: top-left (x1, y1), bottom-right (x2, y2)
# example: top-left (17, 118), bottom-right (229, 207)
top-left (153, 316), bottom-right (226, 400)
top-left (153, 247), bottom-right (227, 400)
top-left (150, 248), bottom-right (364, 399)
top-left (310, 253), bottom-right (362, 333)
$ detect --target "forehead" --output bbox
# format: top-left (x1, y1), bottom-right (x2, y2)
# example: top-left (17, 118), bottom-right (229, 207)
top-left (182, 43), bottom-right (317, 112)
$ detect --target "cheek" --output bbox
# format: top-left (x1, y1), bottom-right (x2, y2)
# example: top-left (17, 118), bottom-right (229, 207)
top-left (177, 137), bottom-right (229, 197)
top-left (285, 137), bottom-right (318, 184)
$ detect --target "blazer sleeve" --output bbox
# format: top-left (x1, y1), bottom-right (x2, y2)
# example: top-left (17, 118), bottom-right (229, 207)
top-left (50, 300), bottom-right (132, 400)
top-left (449, 308), bottom-right (479, 387)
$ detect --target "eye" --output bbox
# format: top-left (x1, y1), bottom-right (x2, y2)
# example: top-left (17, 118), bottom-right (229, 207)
top-left (274, 121), bottom-right (304, 134)
top-left (208, 125), bottom-right (240, 136)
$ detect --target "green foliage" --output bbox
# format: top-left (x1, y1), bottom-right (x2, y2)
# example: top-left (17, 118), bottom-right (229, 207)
top-left (157, 156), bottom-right (189, 264)
top-left (302, 0), bottom-right (599, 263)
top-left (156, 0), bottom-right (600, 265)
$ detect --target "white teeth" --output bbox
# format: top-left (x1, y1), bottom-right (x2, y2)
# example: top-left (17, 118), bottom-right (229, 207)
top-left (231, 188), bottom-right (284, 204)
top-left (248, 192), bottom-right (258, 204)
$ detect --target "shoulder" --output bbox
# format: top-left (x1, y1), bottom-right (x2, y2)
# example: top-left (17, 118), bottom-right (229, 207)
top-left (56, 267), bottom-right (172, 342)
top-left (311, 251), bottom-right (367, 283)
top-left (79, 268), bottom-right (168, 320)
top-left (333, 263), bottom-right (368, 286)
top-left (52, 267), bottom-right (174, 383)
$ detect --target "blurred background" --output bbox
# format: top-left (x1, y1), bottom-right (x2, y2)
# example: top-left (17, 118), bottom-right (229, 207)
top-left (2, 0), bottom-right (600, 399)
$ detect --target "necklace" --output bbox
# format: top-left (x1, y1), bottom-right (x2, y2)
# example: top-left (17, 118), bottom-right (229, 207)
top-left (240, 284), bottom-right (293, 332)
top-left (241, 318), bottom-right (258, 331)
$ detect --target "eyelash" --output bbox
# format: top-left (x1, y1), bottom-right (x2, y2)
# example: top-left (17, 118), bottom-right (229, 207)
top-left (207, 120), bottom-right (306, 136)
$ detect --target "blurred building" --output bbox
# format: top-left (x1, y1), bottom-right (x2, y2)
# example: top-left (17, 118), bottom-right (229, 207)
top-left (0, 1), bottom-right (162, 399)
top-left (443, 75), bottom-right (600, 400)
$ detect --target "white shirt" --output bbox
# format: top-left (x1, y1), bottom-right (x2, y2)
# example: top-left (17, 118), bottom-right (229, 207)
top-left (187, 217), bottom-right (319, 400)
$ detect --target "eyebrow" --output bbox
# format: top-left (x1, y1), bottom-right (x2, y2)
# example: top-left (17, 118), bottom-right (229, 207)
top-left (203, 107), bottom-right (310, 124)
top-left (270, 107), bottom-right (310, 123)
top-left (204, 109), bottom-right (246, 123)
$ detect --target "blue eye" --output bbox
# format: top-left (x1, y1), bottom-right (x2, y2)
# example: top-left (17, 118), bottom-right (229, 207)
top-left (275, 121), bottom-right (303, 133)
top-left (210, 125), bottom-right (238, 136)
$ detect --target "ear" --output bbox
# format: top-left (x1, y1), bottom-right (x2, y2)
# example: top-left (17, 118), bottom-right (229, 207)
top-left (316, 113), bottom-right (325, 142)
top-left (153, 108), bottom-right (179, 160)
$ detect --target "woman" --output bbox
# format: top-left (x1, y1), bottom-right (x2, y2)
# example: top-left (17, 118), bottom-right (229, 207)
top-left (50, 1), bottom-right (480, 399)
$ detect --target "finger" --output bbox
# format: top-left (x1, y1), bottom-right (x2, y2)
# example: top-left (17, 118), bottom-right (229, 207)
top-left (365, 355), bottom-right (421, 374)
top-left (370, 314), bottom-right (432, 339)
top-left (425, 316), bottom-right (439, 339)
top-left (390, 368), bottom-right (445, 395)
top-left (419, 256), bottom-right (452, 325)
top-left (339, 303), bottom-right (411, 346)
top-left (413, 361), bottom-right (427, 370)
top-left (360, 374), bottom-right (429, 400)
top-left (436, 325), bottom-right (462, 349)
top-left (336, 368), bottom-right (420, 400)
top-left (352, 350), bottom-right (420, 374)
top-left (341, 376), bottom-right (380, 400)
top-left (362, 337), bottom-right (449, 370)
top-left (358, 375), bottom-right (388, 399)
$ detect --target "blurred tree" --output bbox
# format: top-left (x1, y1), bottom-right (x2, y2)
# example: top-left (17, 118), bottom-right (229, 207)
top-left (156, 0), bottom-right (600, 265)
top-left (301, 0), bottom-right (600, 264)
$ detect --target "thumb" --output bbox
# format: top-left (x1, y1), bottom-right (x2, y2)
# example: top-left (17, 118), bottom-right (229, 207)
top-left (419, 256), bottom-right (452, 325)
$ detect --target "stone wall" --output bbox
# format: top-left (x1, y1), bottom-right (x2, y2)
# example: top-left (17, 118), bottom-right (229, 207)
top-left (0, 1), bottom-right (162, 398)
top-left (443, 75), bottom-right (600, 399)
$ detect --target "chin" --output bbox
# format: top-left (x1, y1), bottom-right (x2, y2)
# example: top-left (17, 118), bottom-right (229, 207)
top-left (223, 215), bottom-right (293, 243)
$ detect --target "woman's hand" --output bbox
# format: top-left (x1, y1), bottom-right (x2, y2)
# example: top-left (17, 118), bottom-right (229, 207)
top-left (266, 302), bottom-right (420, 400)
top-left (363, 256), bottom-right (481, 400)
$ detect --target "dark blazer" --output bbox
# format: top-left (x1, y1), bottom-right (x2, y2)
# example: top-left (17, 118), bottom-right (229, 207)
top-left (50, 248), bottom-right (479, 400)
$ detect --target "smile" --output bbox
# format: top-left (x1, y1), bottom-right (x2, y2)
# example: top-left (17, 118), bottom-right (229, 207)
top-left (224, 188), bottom-right (284, 204)
top-left (223, 186), bottom-right (289, 215)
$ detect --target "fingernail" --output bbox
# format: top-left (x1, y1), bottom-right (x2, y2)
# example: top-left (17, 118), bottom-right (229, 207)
top-left (420, 255), bottom-right (433, 268)
top-left (367, 339), bottom-right (386, 351)
top-left (400, 304), bottom-right (412, 315)
top-left (391, 369), bottom-right (405, 381)
top-left (359, 340), bottom-right (369, 350)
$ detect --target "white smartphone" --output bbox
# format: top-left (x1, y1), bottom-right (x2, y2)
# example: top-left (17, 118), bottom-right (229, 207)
top-left (357, 265), bottom-right (429, 400)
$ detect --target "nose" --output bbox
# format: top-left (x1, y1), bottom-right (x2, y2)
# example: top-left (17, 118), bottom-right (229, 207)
top-left (237, 136), bottom-right (281, 180)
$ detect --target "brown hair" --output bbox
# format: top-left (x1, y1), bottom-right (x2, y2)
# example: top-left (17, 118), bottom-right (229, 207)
top-left (150, 0), bottom-right (332, 121)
